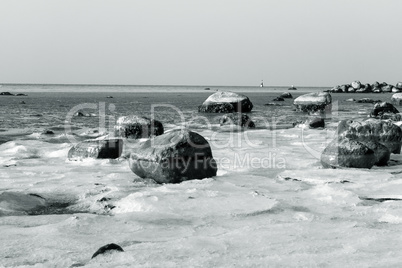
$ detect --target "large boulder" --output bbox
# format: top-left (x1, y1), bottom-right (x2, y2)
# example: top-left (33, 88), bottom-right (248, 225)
top-left (68, 138), bottom-right (123, 160)
top-left (321, 138), bottom-right (376, 169)
top-left (114, 116), bottom-right (164, 139)
top-left (293, 92), bottom-right (332, 114)
top-left (391, 93), bottom-right (402, 106)
top-left (370, 102), bottom-right (399, 117)
top-left (219, 113), bottom-right (255, 128)
top-left (198, 91), bottom-right (253, 113)
top-left (381, 84), bottom-right (393, 93)
top-left (337, 119), bottom-right (402, 154)
top-left (128, 130), bottom-right (217, 183)
top-left (396, 82), bottom-right (402, 89)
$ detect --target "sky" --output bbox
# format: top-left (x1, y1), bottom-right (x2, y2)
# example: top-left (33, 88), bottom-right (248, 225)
top-left (1, 0), bottom-right (402, 87)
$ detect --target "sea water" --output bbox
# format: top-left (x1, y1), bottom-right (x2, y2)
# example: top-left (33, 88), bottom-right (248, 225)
top-left (1, 84), bottom-right (402, 267)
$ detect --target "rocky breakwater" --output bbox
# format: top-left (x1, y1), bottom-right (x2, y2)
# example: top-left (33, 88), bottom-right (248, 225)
top-left (329, 80), bottom-right (402, 93)
top-left (293, 92), bottom-right (332, 115)
top-left (198, 91), bottom-right (253, 113)
top-left (68, 138), bottom-right (123, 160)
top-left (128, 129), bottom-right (217, 183)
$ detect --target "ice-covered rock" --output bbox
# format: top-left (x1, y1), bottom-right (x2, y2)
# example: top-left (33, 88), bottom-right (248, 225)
top-left (293, 92), bottom-right (332, 114)
top-left (198, 91), bottom-right (253, 113)
top-left (114, 115), bottom-right (164, 139)
top-left (68, 138), bottom-right (123, 160)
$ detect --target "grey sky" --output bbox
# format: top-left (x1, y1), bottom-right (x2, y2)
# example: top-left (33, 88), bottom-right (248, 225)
top-left (1, 0), bottom-right (401, 86)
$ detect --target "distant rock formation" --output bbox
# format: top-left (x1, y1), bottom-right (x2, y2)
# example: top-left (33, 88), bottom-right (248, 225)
top-left (329, 81), bottom-right (402, 93)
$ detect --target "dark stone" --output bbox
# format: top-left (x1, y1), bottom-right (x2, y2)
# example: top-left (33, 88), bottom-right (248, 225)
top-left (16, 93), bottom-right (27, 96)
top-left (264, 103), bottom-right (283, 106)
top-left (198, 91), bottom-right (253, 113)
top-left (356, 98), bottom-right (377, 103)
top-left (293, 92), bottom-right (332, 114)
top-left (321, 138), bottom-right (376, 169)
top-left (91, 243), bottom-right (124, 259)
top-left (361, 141), bottom-right (390, 166)
top-left (219, 113), bottom-right (255, 128)
top-left (288, 86), bottom-right (297, 90)
top-left (308, 117), bottom-right (325, 129)
top-left (0, 92), bottom-right (15, 96)
top-left (337, 119), bottom-right (402, 154)
top-left (68, 138), bottom-right (123, 160)
top-left (370, 102), bottom-right (399, 117)
top-left (106, 96), bottom-right (113, 98)
top-left (74, 112), bottom-right (85, 117)
top-left (114, 116), bottom-right (164, 139)
top-left (20, 101), bottom-right (26, 104)
top-left (272, 97), bottom-right (285, 101)
top-left (280, 92), bottom-right (293, 98)
top-left (129, 129), bottom-right (217, 183)
top-left (42, 129), bottom-right (55, 135)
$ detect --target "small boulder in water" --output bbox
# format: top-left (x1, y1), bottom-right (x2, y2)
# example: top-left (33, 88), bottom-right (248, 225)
top-left (42, 129), bottom-right (55, 135)
top-left (198, 91), bottom-right (253, 113)
top-left (370, 102), bottom-right (399, 117)
top-left (356, 98), bottom-right (377, 103)
top-left (129, 129), bottom-right (217, 183)
top-left (114, 115), bottom-right (164, 139)
top-left (68, 138), bottom-right (123, 160)
top-left (272, 97), bottom-right (284, 101)
top-left (280, 92), bottom-right (293, 98)
top-left (16, 93), bottom-right (27, 96)
top-left (308, 117), bottom-right (325, 129)
top-left (219, 113), bottom-right (255, 128)
top-left (91, 243), bottom-right (124, 259)
top-left (321, 138), bottom-right (376, 169)
top-left (0, 92), bottom-right (15, 96)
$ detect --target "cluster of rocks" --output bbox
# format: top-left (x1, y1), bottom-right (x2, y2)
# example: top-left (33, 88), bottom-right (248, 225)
top-left (67, 91), bottom-right (262, 183)
top-left (321, 119), bottom-right (402, 169)
top-left (329, 81), bottom-right (402, 93)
